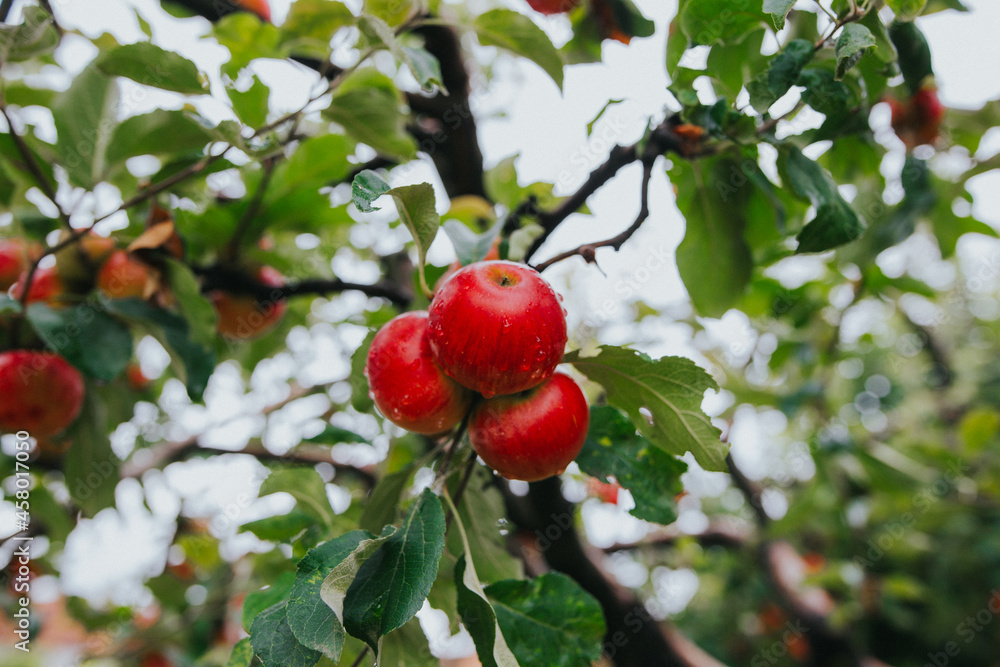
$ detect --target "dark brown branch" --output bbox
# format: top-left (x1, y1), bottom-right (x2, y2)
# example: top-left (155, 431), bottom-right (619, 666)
top-left (196, 264), bottom-right (412, 309)
top-left (603, 521), bottom-right (750, 553)
top-left (504, 477), bottom-right (727, 667)
top-left (726, 452), bottom-right (769, 526)
top-left (0, 104), bottom-right (72, 230)
top-left (518, 118), bottom-right (701, 266)
top-left (532, 152), bottom-right (656, 272)
top-left (0, 0), bottom-right (14, 22)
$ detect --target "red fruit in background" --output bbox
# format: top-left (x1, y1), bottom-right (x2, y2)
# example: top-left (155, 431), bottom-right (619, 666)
top-left (526, 0), bottom-right (579, 15)
top-left (428, 260), bottom-right (567, 398)
top-left (888, 85), bottom-right (944, 149)
top-left (0, 239), bottom-right (33, 291)
top-left (211, 265), bottom-right (287, 340)
top-left (139, 652), bottom-right (172, 667)
top-left (97, 250), bottom-right (152, 299)
top-left (366, 311), bottom-right (473, 434)
top-left (469, 372), bottom-right (589, 482)
top-left (236, 0), bottom-right (271, 22)
top-left (11, 265), bottom-right (64, 305)
top-left (126, 363), bottom-right (152, 391)
top-left (587, 478), bottom-right (622, 504)
top-left (0, 351), bottom-right (85, 438)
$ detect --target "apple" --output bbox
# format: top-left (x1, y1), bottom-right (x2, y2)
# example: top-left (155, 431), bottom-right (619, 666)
top-left (210, 265), bottom-right (287, 340)
top-left (0, 239), bottom-right (33, 291)
top-left (54, 231), bottom-right (116, 290)
top-left (587, 477), bottom-right (622, 504)
top-left (366, 311), bottom-right (474, 434)
top-left (889, 85), bottom-right (944, 149)
top-left (10, 265), bottom-right (64, 305)
top-left (469, 372), bottom-right (589, 482)
top-left (427, 260), bottom-right (567, 398)
top-left (237, 0), bottom-right (272, 22)
top-left (526, 0), bottom-right (579, 15)
top-left (0, 350), bottom-right (85, 438)
top-left (96, 250), bottom-right (152, 299)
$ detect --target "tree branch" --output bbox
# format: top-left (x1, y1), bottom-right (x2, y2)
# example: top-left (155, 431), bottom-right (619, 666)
top-left (0, 103), bottom-right (72, 230)
top-left (504, 477), bottom-right (727, 667)
top-left (518, 117), bottom-right (704, 266)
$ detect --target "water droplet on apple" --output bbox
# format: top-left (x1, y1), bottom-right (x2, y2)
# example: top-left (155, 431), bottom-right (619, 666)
top-left (502, 319), bottom-right (512, 332)
top-left (481, 389), bottom-right (495, 399)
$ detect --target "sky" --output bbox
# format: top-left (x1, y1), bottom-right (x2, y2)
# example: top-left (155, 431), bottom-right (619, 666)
top-left (2, 0), bottom-right (1000, 659)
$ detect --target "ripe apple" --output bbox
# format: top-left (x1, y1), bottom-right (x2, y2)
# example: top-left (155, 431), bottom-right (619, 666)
top-left (889, 85), bottom-right (944, 149)
top-left (469, 372), bottom-right (589, 482)
top-left (526, 0), bottom-right (579, 15)
top-left (0, 239), bottom-right (33, 291)
top-left (366, 311), bottom-right (473, 434)
top-left (0, 350), bottom-right (85, 438)
top-left (10, 265), bottom-right (64, 305)
top-left (54, 231), bottom-right (116, 290)
top-left (427, 260), bottom-right (567, 398)
top-left (237, 0), bottom-right (271, 22)
top-left (210, 265), bottom-right (287, 340)
top-left (96, 250), bottom-right (152, 299)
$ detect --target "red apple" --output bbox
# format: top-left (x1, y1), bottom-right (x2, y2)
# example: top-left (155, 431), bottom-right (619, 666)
top-left (0, 350), bottom-right (85, 438)
top-left (427, 260), bottom-right (567, 398)
top-left (10, 265), bottom-right (64, 305)
top-left (469, 372), bottom-right (589, 482)
top-left (96, 250), bottom-right (152, 299)
top-left (434, 237), bottom-right (502, 294)
top-left (236, 0), bottom-right (271, 22)
top-left (0, 239), bottom-right (33, 291)
top-left (587, 477), bottom-right (622, 504)
top-left (211, 265), bottom-right (287, 340)
top-left (366, 311), bottom-right (474, 434)
top-left (526, 0), bottom-right (579, 15)
top-left (888, 85), bottom-right (944, 149)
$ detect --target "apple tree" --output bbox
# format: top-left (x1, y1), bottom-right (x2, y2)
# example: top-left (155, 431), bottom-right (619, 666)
top-left (1, 0), bottom-right (999, 665)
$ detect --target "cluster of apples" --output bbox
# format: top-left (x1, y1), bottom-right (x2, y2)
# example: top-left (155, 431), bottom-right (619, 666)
top-left (365, 260), bottom-right (590, 482)
top-left (0, 234), bottom-right (287, 440)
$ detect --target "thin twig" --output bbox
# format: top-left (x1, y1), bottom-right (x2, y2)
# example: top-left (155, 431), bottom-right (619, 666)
top-left (0, 104), bottom-right (72, 230)
top-left (222, 156), bottom-right (278, 260)
top-left (348, 646), bottom-right (370, 667)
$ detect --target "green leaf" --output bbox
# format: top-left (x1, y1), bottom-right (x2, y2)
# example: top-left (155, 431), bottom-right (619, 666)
top-left (386, 183), bottom-right (441, 296)
top-left (96, 42), bottom-right (207, 95)
top-left (887, 0), bottom-right (928, 21)
top-left (260, 467), bottom-right (336, 530)
top-left (324, 69), bottom-right (416, 160)
top-left (305, 425), bottom-right (370, 446)
top-left (357, 15), bottom-right (444, 92)
top-left (859, 8), bottom-right (899, 65)
top-left (104, 109), bottom-right (214, 176)
top-left (319, 529), bottom-right (395, 626)
top-left (363, 0), bottom-right (415, 26)
top-left (705, 29), bottom-right (766, 99)
top-left (888, 19), bottom-right (933, 95)
top-left (351, 169), bottom-right (392, 213)
top-left (243, 571), bottom-right (297, 631)
top-left (52, 63), bottom-right (119, 188)
top-left (0, 7), bottom-right (59, 62)
top-left (670, 156), bottom-right (753, 316)
top-left (280, 0), bottom-right (355, 59)
top-left (360, 464), bottom-right (415, 534)
top-left (26, 302), bottom-right (132, 381)
top-left (163, 258), bottom-right (217, 349)
top-left (779, 146), bottom-right (865, 252)
top-left (763, 0), bottom-right (796, 30)
top-left (379, 619), bottom-right (438, 667)
top-left (214, 13), bottom-right (286, 77)
top-left (485, 573), bottom-right (605, 667)
top-left (350, 329), bottom-right (377, 413)
top-left (103, 299), bottom-right (215, 402)
top-left (474, 9), bottom-right (564, 91)
top-left (835, 23), bottom-right (877, 79)
top-left (250, 602), bottom-right (322, 667)
top-left (240, 511), bottom-right (315, 541)
top-left (455, 553), bottom-right (519, 667)
top-left (747, 39), bottom-right (813, 113)
top-left (445, 467), bottom-right (523, 584)
top-left (227, 74), bottom-right (270, 128)
top-left (565, 346), bottom-right (727, 472)
top-left (577, 406), bottom-right (687, 525)
top-left (442, 219), bottom-right (502, 267)
top-left (226, 637), bottom-right (254, 667)
top-left (287, 531), bottom-right (373, 660)
top-left (62, 386), bottom-right (120, 515)
top-left (342, 488), bottom-right (446, 653)
top-left (681, 1), bottom-right (768, 47)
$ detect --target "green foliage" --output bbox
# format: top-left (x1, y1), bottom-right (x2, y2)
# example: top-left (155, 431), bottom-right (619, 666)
top-left (2, 1), bottom-right (999, 665)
